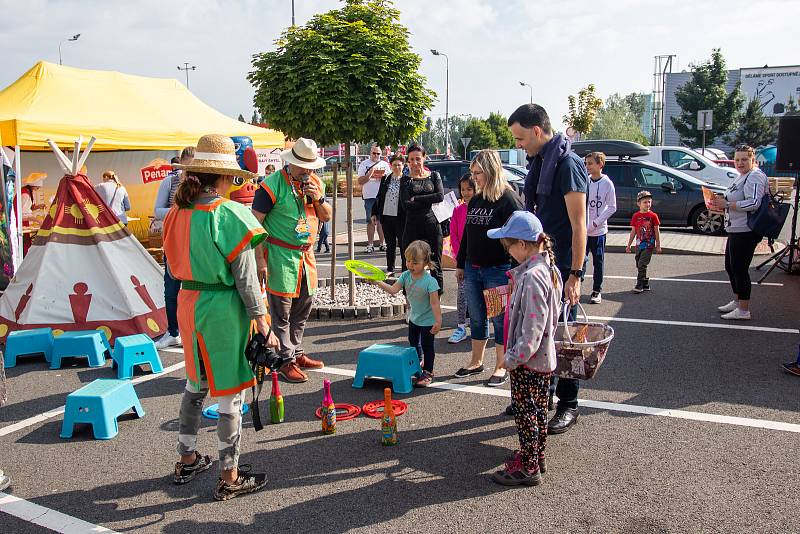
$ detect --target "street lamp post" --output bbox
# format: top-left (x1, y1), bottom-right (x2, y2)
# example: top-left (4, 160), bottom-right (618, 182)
top-left (177, 62), bottom-right (197, 88)
top-left (58, 34), bottom-right (81, 66)
top-left (291, 0), bottom-right (295, 26)
top-left (519, 81), bottom-right (532, 103)
top-left (431, 49), bottom-right (449, 157)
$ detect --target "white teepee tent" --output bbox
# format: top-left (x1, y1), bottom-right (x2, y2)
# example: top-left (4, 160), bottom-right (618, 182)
top-left (0, 137), bottom-right (167, 343)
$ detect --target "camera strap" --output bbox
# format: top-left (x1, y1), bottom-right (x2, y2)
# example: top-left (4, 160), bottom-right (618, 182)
top-left (249, 360), bottom-right (268, 432)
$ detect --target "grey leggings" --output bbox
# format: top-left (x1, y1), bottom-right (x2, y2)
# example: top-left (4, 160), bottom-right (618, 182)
top-left (177, 379), bottom-right (243, 472)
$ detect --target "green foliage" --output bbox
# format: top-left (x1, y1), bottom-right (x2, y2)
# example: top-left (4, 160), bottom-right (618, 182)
top-left (563, 84), bottom-right (603, 137)
top-left (248, 0), bottom-right (435, 146)
top-left (485, 112), bottom-right (515, 149)
top-left (250, 110), bottom-right (260, 124)
top-left (462, 118), bottom-right (497, 152)
top-left (786, 95), bottom-right (799, 116)
top-left (670, 48), bottom-right (745, 146)
top-left (726, 98), bottom-right (778, 148)
top-left (587, 93), bottom-right (649, 144)
top-left (237, 114), bottom-right (246, 122)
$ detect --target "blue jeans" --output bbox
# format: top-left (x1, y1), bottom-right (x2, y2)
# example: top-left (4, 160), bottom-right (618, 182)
top-left (464, 263), bottom-right (510, 344)
top-left (583, 234), bottom-right (606, 293)
top-left (163, 255), bottom-right (181, 337)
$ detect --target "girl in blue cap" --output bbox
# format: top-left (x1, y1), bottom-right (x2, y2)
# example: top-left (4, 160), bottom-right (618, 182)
top-left (487, 210), bottom-right (561, 486)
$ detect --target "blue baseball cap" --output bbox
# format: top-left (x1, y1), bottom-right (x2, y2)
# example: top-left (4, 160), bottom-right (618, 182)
top-left (487, 210), bottom-right (544, 241)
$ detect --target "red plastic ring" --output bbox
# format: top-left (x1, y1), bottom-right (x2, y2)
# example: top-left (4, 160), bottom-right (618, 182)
top-left (362, 399), bottom-right (408, 418)
top-left (314, 403), bottom-right (362, 421)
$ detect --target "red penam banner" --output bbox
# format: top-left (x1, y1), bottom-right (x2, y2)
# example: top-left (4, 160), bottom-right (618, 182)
top-left (140, 164), bottom-right (173, 184)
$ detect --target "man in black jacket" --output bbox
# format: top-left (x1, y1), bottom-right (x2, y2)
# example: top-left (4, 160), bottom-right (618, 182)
top-left (508, 104), bottom-right (588, 434)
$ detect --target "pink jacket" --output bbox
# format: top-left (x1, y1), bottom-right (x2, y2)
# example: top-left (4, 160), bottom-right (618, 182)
top-left (450, 203), bottom-right (467, 258)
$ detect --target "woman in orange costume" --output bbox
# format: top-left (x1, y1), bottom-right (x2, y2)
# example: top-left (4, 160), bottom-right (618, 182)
top-left (163, 134), bottom-right (278, 502)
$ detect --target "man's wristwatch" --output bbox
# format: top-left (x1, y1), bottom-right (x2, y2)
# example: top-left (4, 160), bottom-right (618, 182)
top-left (314, 196), bottom-right (325, 205)
top-left (569, 269), bottom-right (584, 278)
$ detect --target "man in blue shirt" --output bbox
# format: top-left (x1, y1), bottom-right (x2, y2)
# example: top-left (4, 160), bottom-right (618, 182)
top-left (508, 104), bottom-right (588, 434)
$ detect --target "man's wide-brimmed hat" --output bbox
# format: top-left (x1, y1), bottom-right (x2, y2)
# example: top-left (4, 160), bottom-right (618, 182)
top-left (173, 134), bottom-right (256, 180)
top-left (281, 138), bottom-right (326, 170)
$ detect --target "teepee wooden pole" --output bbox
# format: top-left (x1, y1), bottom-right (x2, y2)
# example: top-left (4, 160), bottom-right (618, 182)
top-left (76, 137), bottom-right (96, 172)
top-left (46, 139), bottom-right (72, 173)
top-left (72, 138), bottom-right (81, 175)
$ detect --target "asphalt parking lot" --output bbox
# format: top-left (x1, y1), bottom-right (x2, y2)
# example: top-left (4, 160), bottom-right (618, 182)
top-left (2, 246), bottom-right (799, 533)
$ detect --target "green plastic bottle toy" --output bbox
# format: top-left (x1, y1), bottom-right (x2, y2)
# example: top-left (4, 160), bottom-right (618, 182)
top-left (269, 371), bottom-right (284, 423)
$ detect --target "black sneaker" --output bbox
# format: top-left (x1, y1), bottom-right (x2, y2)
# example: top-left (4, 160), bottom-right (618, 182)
top-left (505, 404), bottom-right (514, 416)
top-left (643, 283), bottom-right (651, 291)
top-left (632, 284), bottom-right (644, 294)
top-left (213, 465), bottom-right (267, 501)
top-left (173, 452), bottom-right (213, 485)
top-left (486, 372), bottom-right (508, 387)
top-left (454, 364), bottom-right (484, 378)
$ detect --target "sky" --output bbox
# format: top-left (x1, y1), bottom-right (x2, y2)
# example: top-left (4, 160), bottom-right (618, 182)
top-left (2, 0), bottom-right (800, 137)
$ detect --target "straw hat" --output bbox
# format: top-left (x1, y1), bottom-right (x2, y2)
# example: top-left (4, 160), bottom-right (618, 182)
top-left (23, 172), bottom-right (47, 187)
top-left (281, 138), bottom-right (326, 170)
top-left (173, 134), bottom-right (256, 180)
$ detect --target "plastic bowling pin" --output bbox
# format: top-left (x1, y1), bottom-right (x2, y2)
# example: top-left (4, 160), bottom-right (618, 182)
top-left (321, 379), bottom-right (336, 434)
top-left (381, 388), bottom-right (398, 446)
top-left (269, 371), bottom-right (284, 423)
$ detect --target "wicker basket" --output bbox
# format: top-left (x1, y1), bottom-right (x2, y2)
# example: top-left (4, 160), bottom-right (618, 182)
top-left (554, 303), bottom-right (614, 380)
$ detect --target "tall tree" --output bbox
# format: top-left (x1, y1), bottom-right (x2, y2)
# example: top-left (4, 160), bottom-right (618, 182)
top-left (727, 98), bottom-right (778, 148)
top-left (462, 118), bottom-right (497, 153)
top-left (485, 112), bottom-right (514, 149)
top-left (671, 48), bottom-right (745, 146)
top-left (785, 95), bottom-right (799, 116)
top-left (587, 93), bottom-right (649, 144)
top-left (237, 114), bottom-right (246, 122)
top-left (248, 0), bottom-right (434, 304)
top-left (250, 110), bottom-right (260, 124)
top-left (563, 84), bottom-right (603, 138)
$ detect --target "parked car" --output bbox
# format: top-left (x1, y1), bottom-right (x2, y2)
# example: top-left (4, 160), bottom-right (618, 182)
top-left (572, 140), bottom-right (727, 234)
top-left (692, 147), bottom-right (728, 161)
top-left (425, 159), bottom-right (525, 197)
top-left (635, 145), bottom-right (738, 187)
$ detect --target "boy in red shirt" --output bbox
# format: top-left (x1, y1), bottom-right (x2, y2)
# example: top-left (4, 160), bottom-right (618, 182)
top-left (626, 190), bottom-right (661, 293)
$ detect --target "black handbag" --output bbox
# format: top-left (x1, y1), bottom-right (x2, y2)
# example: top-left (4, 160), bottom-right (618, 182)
top-left (747, 191), bottom-right (790, 239)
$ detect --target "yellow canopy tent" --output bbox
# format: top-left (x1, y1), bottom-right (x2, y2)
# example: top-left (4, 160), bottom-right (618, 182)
top-left (0, 62), bottom-right (286, 242)
top-left (0, 61), bottom-right (284, 150)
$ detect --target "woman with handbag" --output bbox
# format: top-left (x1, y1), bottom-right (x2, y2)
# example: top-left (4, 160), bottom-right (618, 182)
top-left (95, 171), bottom-right (131, 224)
top-left (371, 154), bottom-right (407, 275)
top-left (163, 134), bottom-right (278, 501)
top-left (709, 144), bottom-right (769, 321)
top-left (455, 150), bottom-right (523, 386)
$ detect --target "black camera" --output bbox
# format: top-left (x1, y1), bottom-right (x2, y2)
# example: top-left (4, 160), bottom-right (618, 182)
top-left (244, 333), bottom-right (286, 374)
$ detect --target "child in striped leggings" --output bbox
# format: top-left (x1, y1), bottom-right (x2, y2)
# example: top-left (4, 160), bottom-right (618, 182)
top-left (487, 211), bottom-right (560, 486)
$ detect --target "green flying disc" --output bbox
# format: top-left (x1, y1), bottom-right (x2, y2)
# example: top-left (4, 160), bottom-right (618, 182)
top-left (344, 259), bottom-right (387, 281)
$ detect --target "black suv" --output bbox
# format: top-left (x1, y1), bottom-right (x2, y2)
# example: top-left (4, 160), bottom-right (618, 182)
top-left (572, 141), bottom-right (726, 234)
top-left (425, 160), bottom-right (524, 197)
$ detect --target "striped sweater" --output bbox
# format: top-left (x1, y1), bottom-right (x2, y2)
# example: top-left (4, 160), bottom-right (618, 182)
top-left (723, 168), bottom-right (768, 233)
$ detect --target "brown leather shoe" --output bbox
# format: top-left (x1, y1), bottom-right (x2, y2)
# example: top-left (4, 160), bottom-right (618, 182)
top-left (296, 353), bottom-right (324, 369)
top-left (279, 362), bottom-right (308, 383)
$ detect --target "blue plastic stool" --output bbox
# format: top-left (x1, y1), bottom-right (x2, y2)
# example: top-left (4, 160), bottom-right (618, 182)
top-left (112, 334), bottom-right (163, 379)
top-left (202, 403), bottom-right (250, 420)
top-left (4, 328), bottom-right (54, 367)
top-left (60, 378), bottom-right (145, 440)
top-left (50, 331), bottom-right (110, 369)
top-left (353, 344), bottom-right (422, 395)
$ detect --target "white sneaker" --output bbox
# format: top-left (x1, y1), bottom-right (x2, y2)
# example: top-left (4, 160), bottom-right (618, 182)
top-left (365, 244), bottom-right (374, 253)
top-left (717, 300), bottom-right (738, 313)
top-left (721, 308), bottom-right (751, 320)
top-left (589, 292), bottom-right (602, 304)
top-left (155, 333), bottom-right (182, 349)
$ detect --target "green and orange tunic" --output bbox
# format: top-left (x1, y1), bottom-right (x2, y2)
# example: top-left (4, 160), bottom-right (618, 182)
top-left (163, 197), bottom-right (266, 396)
top-left (258, 169), bottom-right (324, 298)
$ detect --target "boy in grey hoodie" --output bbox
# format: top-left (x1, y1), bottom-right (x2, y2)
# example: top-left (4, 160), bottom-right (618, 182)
top-left (583, 152), bottom-right (616, 304)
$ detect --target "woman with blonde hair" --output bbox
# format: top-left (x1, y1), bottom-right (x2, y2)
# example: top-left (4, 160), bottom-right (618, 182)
top-left (455, 149), bottom-right (523, 386)
top-left (95, 170), bottom-right (131, 224)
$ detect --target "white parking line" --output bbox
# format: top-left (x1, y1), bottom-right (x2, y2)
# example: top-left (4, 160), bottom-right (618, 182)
top-left (0, 492), bottom-right (117, 533)
top-left (438, 305), bottom-right (798, 334)
top-left (313, 367), bottom-right (800, 434)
